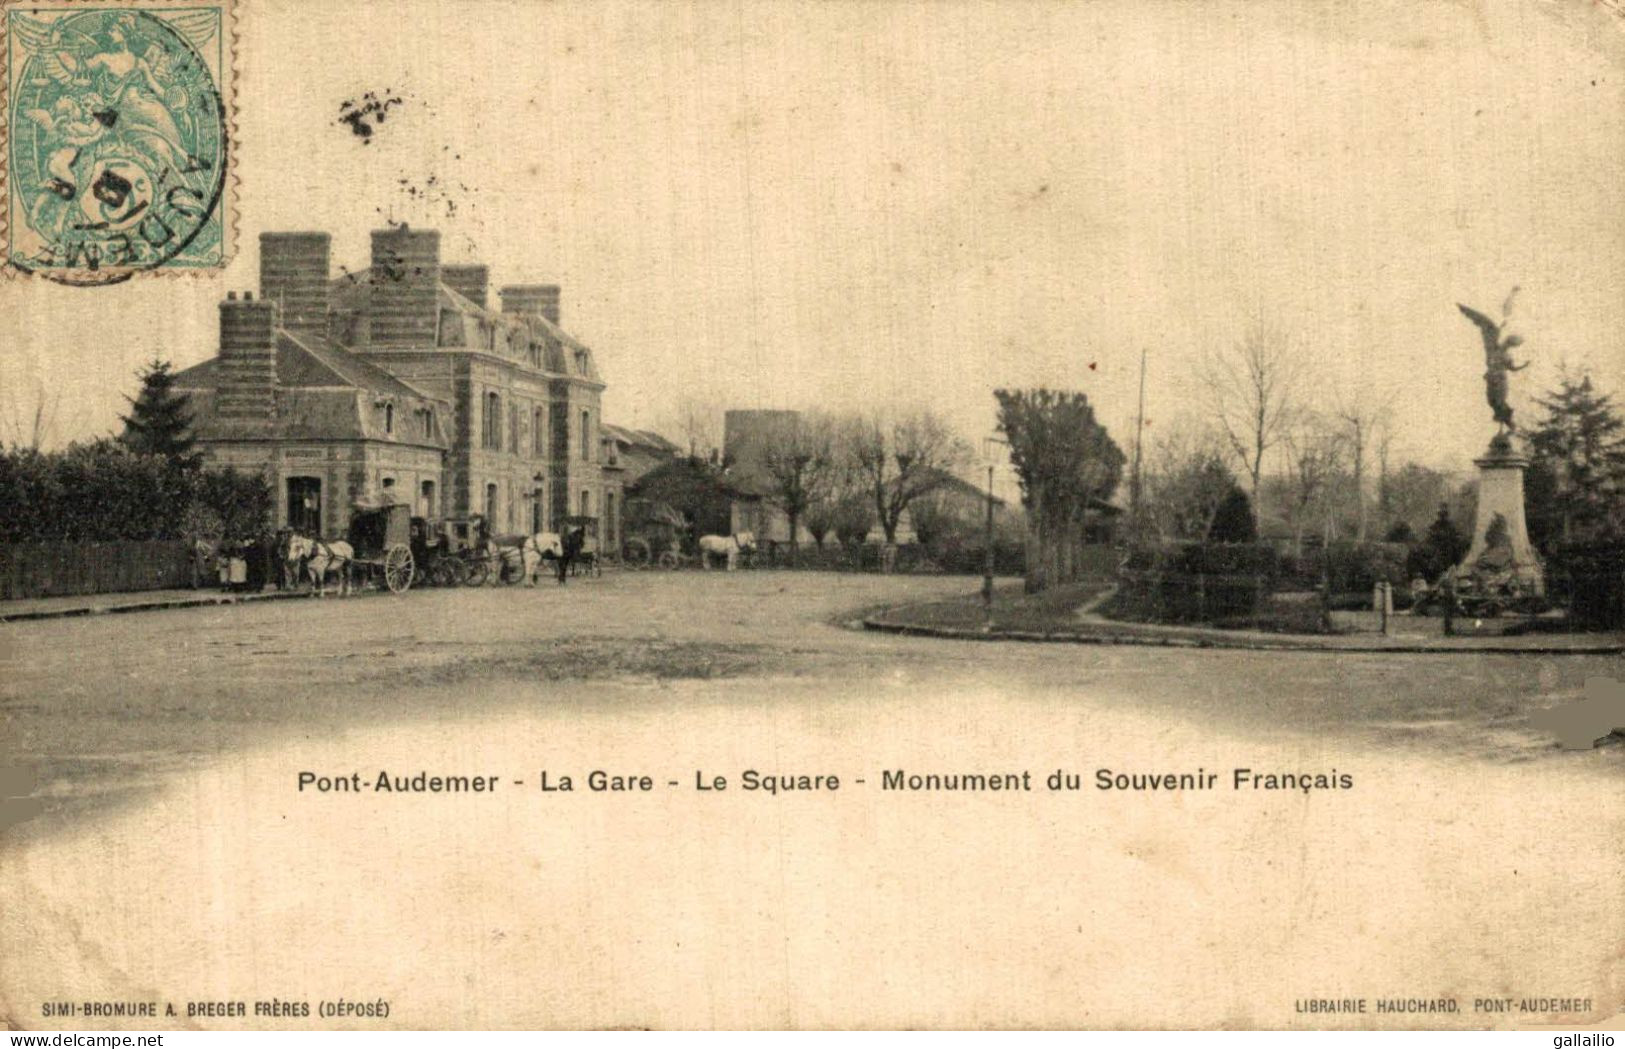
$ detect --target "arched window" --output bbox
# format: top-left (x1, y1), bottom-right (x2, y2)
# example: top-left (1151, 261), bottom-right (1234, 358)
top-left (384, 403), bottom-right (394, 434)
top-left (580, 409), bottom-right (591, 461)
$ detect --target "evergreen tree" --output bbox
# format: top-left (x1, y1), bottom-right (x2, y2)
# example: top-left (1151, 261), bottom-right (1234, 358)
top-left (1525, 372), bottom-right (1625, 547)
top-left (1410, 503), bottom-right (1466, 582)
top-left (119, 360), bottom-right (200, 468)
top-left (1206, 485), bottom-right (1257, 542)
top-left (995, 388), bottom-right (1125, 591)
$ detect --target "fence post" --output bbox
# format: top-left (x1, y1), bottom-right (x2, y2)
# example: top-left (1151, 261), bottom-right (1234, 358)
top-left (1443, 576), bottom-right (1455, 637)
top-left (1319, 555), bottom-right (1332, 632)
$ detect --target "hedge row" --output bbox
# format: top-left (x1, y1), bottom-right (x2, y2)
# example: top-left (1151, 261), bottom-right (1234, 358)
top-left (753, 540), bottom-right (1025, 575)
top-left (0, 442), bottom-right (271, 543)
top-left (1281, 542), bottom-right (1411, 593)
top-left (1114, 542), bottom-right (1281, 623)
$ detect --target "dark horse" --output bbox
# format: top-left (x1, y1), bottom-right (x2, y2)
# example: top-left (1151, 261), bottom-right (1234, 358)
top-left (555, 525), bottom-right (587, 584)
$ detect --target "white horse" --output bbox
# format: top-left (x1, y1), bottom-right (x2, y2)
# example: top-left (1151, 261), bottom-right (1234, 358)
top-left (697, 532), bottom-right (756, 571)
top-left (485, 532), bottom-right (564, 586)
top-left (288, 534), bottom-right (354, 596)
top-left (516, 532), bottom-right (564, 585)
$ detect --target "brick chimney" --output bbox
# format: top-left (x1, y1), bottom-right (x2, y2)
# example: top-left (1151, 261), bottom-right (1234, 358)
top-left (442, 264), bottom-right (489, 309)
top-left (258, 232), bottom-right (330, 342)
top-left (368, 225), bottom-right (442, 347)
top-left (499, 284), bottom-right (560, 325)
top-left (217, 291), bottom-right (278, 422)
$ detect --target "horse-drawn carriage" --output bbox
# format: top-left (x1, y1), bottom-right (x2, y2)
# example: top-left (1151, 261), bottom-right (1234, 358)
top-left (560, 515), bottom-right (602, 576)
top-left (280, 501), bottom-right (415, 595)
top-left (617, 498), bottom-right (756, 570)
top-left (346, 502), bottom-right (417, 594)
top-left (411, 516), bottom-right (498, 587)
top-left (620, 497), bottom-right (688, 569)
top-left (406, 514), bottom-right (595, 586)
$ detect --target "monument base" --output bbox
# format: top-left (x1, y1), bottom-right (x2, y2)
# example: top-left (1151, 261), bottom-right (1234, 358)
top-left (1451, 432), bottom-right (1544, 598)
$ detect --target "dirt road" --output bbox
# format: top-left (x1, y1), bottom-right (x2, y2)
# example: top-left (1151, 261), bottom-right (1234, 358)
top-left (1, 572), bottom-right (1620, 1028)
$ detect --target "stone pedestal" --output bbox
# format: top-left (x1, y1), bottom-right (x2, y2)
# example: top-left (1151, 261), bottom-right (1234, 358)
top-left (1456, 434), bottom-right (1544, 596)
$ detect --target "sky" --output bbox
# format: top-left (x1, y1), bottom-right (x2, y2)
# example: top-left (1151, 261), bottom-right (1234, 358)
top-left (3, 0), bottom-right (1624, 481)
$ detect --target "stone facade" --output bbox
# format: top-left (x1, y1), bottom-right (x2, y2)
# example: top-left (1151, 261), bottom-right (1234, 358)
top-left (175, 227), bottom-right (619, 542)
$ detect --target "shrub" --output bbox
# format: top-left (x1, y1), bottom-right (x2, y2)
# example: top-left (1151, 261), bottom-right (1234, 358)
top-left (1111, 541), bottom-right (1280, 623)
top-left (1206, 487), bottom-right (1257, 542)
top-left (1548, 541), bottom-right (1625, 629)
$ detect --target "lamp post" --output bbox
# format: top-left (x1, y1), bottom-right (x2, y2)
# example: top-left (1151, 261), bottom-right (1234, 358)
top-left (982, 435), bottom-right (1010, 626)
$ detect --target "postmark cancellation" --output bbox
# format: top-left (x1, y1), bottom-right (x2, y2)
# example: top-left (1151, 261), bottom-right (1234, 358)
top-left (1, 0), bottom-right (236, 284)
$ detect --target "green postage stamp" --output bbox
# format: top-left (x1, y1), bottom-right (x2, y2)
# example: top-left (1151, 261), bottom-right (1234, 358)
top-left (2, 0), bottom-right (234, 284)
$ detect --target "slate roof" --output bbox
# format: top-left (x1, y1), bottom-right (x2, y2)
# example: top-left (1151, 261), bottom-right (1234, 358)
top-left (174, 331), bottom-right (433, 400)
top-left (328, 269), bottom-right (603, 383)
top-left (173, 332), bottom-right (449, 447)
top-left (602, 423), bottom-right (682, 455)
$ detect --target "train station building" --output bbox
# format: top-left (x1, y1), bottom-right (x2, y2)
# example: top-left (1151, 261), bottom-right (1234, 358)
top-left (174, 227), bottom-right (619, 541)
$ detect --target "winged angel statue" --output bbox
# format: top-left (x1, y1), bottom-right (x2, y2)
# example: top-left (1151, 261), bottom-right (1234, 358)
top-left (11, 9), bottom-right (219, 244)
top-left (1457, 287), bottom-right (1529, 433)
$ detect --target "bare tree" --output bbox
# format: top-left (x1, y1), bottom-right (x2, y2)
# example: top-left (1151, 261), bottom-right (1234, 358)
top-left (1280, 417), bottom-right (1346, 555)
top-left (1381, 461), bottom-right (1450, 540)
top-left (1, 380), bottom-right (77, 451)
top-left (657, 394), bottom-right (726, 463)
top-left (756, 413), bottom-right (837, 557)
top-left (1203, 324), bottom-right (1303, 518)
top-left (804, 454), bottom-right (873, 550)
top-left (844, 409), bottom-right (971, 567)
top-left (1375, 416), bottom-right (1395, 527)
top-left (1333, 391), bottom-right (1393, 542)
top-left (1143, 420), bottom-right (1236, 541)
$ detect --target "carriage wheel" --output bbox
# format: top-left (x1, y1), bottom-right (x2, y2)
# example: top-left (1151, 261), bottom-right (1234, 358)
top-left (623, 538), bottom-right (651, 569)
top-left (384, 545), bottom-right (415, 594)
top-left (658, 550), bottom-right (682, 571)
top-left (463, 557), bottom-right (490, 587)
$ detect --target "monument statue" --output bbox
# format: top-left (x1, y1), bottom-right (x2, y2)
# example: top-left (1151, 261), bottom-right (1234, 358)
top-left (1456, 287), bottom-right (1527, 432)
top-left (1444, 286), bottom-right (1544, 603)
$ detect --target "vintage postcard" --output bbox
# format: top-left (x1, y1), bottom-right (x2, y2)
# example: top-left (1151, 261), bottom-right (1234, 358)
top-left (0, 0), bottom-right (1622, 1033)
